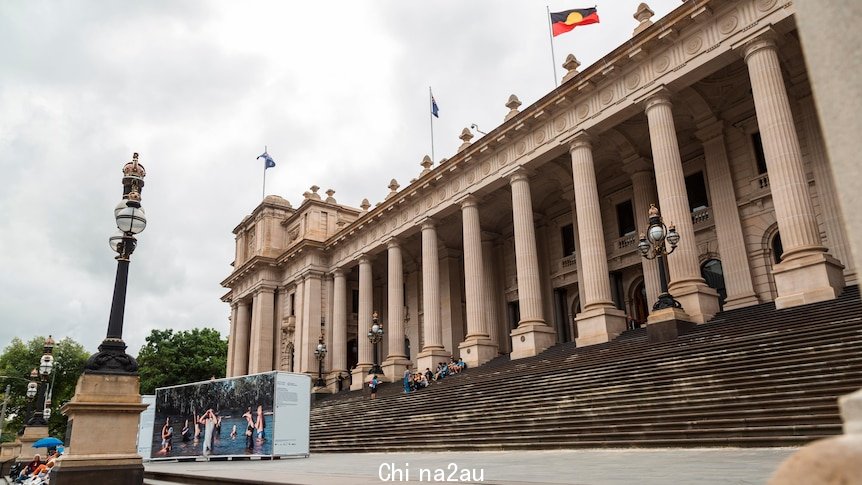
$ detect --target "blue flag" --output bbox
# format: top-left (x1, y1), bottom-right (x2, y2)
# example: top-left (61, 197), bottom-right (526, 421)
top-left (257, 151), bottom-right (276, 169)
top-left (431, 95), bottom-right (439, 118)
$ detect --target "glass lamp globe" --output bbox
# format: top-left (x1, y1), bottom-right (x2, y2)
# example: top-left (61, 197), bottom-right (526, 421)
top-left (371, 324), bottom-right (380, 334)
top-left (27, 382), bottom-right (37, 399)
top-left (666, 225), bottom-right (680, 247)
top-left (40, 354), bottom-right (54, 377)
top-left (116, 205), bottom-right (147, 234)
top-left (637, 236), bottom-right (650, 256)
top-left (43, 408), bottom-right (51, 420)
top-left (109, 231), bottom-right (125, 253)
top-left (647, 223), bottom-right (666, 244)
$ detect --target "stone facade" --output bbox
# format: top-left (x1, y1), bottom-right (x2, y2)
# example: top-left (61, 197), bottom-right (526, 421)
top-left (221, 0), bottom-right (855, 388)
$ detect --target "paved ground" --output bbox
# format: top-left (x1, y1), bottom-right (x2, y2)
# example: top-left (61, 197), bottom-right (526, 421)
top-left (144, 448), bottom-right (796, 484)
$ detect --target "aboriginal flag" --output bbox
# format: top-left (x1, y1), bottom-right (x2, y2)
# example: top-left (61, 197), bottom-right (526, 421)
top-left (551, 7), bottom-right (600, 36)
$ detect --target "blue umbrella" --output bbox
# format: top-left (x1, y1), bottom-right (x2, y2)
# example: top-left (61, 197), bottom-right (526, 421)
top-left (32, 437), bottom-right (63, 448)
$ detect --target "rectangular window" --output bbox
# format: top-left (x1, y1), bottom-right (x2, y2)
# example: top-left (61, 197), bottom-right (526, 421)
top-left (560, 224), bottom-right (576, 257)
top-left (319, 211), bottom-right (328, 232)
top-left (752, 132), bottom-right (768, 175)
top-left (616, 200), bottom-right (636, 237)
top-left (289, 293), bottom-right (295, 316)
top-left (685, 171), bottom-right (709, 211)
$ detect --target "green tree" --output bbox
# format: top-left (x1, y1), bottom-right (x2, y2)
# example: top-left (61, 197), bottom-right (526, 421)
top-left (0, 336), bottom-right (90, 442)
top-left (137, 328), bottom-right (227, 395)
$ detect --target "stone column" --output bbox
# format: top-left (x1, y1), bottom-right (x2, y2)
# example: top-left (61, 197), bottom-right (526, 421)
top-left (249, 287), bottom-right (275, 373)
top-left (458, 196), bottom-right (498, 367)
top-left (743, 32), bottom-right (844, 308)
top-left (508, 170), bottom-right (556, 359)
top-left (644, 89), bottom-right (720, 323)
top-left (226, 303), bottom-right (238, 377)
top-left (330, 268), bottom-right (348, 388)
top-left (382, 239), bottom-right (410, 381)
top-left (696, 121), bottom-right (760, 309)
top-left (623, 161), bottom-right (662, 307)
top-left (568, 133), bottom-right (627, 346)
top-left (300, 272), bottom-right (322, 376)
top-left (799, 95), bottom-right (855, 282)
top-left (292, 278), bottom-right (305, 373)
top-left (416, 219), bottom-right (451, 371)
top-left (233, 300), bottom-right (250, 376)
top-left (482, 233), bottom-right (502, 348)
top-left (351, 255), bottom-right (374, 390)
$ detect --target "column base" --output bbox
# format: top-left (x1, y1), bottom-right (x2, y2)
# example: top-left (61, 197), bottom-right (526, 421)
top-left (574, 307), bottom-right (627, 347)
top-left (416, 348), bottom-right (452, 374)
top-left (722, 292), bottom-right (760, 311)
top-left (350, 364), bottom-right (372, 391)
top-left (51, 455), bottom-right (143, 485)
top-left (16, 425), bottom-right (49, 462)
top-left (457, 337), bottom-right (498, 368)
top-left (668, 282), bottom-right (720, 323)
top-left (510, 323), bottom-right (556, 360)
top-left (381, 357), bottom-right (411, 383)
top-left (774, 252), bottom-right (845, 309)
top-left (646, 307), bottom-right (696, 343)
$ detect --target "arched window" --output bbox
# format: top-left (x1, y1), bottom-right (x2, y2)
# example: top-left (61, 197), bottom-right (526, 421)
top-left (701, 259), bottom-right (727, 311)
top-left (771, 232), bottom-right (784, 264)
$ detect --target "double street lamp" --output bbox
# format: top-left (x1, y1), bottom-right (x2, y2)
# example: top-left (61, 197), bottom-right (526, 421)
top-left (85, 153), bottom-right (147, 375)
top-left (637, 204), bottom-right (683, 311)
top-left (26, 336), bottom-right (55, 426)
top-left (368, 311), bottom-right (385, 375)
top-left (314, 337), bottom-right (327, 387)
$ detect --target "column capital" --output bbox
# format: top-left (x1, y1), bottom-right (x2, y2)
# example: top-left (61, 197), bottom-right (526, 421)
top-left (358, 253), bottom-right (372, 265)
top-left (420, 217), bottom-right (437, 231)
top-left (621, 155), bottom-right (653, 175)
top-left (385, 237), bottom-right (401, 249)
top-left (460, 194), bottom-right (479, 209)
top-left (298, 269), bottom-right (324, 281)
top-left (332, 267), bottom-right (345, 278)
top-left (481, 230), bottom-right (500, 242)
top-left (564, 130), bottom-right (593, 151)
top-left (508, 168), bottom-right (533, 185)
top-left (740, 28), bottom-right (779, 63)
top-left (694, 119), bottom-right (726, 143)
top-left (643, 88), bottom-right (674, 112)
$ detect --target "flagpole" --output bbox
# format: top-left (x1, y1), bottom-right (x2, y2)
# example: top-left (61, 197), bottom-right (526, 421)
top-left (262, 145), bottom-right (267, 199)
top-left (546, 6), bottom-right (559, 87)
top-left (429, 87), bottom-right (436, 162)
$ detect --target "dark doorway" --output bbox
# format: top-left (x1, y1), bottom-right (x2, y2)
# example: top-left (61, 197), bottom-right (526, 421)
top-left (553, 288), bottom-right (572, 343)
top-left (701, 259), bottom-right (727, 311)
top-left (507, 301), bottom-right (521, 331)
top-left (632, 281), bottom-right (648, 327)
top-left (347, 338), bottom-right (358, 370)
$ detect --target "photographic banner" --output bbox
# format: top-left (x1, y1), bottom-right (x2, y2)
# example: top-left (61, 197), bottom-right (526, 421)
top-left (151, 371), bottom-right (310, 460)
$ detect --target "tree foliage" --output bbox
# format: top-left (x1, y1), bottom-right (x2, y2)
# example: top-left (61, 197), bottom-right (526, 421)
top-left (0, 336), bottom-right (90, 442)
top-left (137, 328), bottom-right (227, 395)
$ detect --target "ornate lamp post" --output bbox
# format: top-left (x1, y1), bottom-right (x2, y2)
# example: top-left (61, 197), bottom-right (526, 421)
top-left (314, 337), bottom-right (327, 387)
top-left (85, 153), bottom-right (147, 374)
top-left (367, 311), bottom-right (385, 375)
top-left (26, 336), bottom-right (55, 426)
top-left (637, 204), bottom-right (683, 311)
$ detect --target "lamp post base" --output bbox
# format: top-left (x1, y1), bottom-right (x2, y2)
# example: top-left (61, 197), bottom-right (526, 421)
top-left (646, 307), bottom-right (696, 343)
top-left (15, 425), bottom-right (48, 463)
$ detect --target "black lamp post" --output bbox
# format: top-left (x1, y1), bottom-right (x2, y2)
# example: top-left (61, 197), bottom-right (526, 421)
top-left (637, 204), bottom-right (683, 311)
top-left (26, 336), bottom-right (55, 426)
top-left (85, 153), bottom-right (147, 375)
top-left (367, 311), bottom-right (385, 376)
top-left (314, 337), bottom-right (327, 387)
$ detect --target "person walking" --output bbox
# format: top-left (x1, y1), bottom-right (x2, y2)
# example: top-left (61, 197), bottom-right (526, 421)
top-left (369, 374), bottom-right (379, 399)
top-left (402, 369), bottom-right (412, 394)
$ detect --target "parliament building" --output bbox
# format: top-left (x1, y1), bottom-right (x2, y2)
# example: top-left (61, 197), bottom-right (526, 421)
top-left (221, 0), bottom-right (855, 393)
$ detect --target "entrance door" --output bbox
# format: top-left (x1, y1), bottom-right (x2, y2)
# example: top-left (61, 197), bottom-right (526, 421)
top-left (507, 301), bottom-right (520, 331)
top-left (553, 288), bottom-right (571, 343)
top-left (632, 281), bottom-right (648, 327)
top-left (701, 259), bottom-right (727, 311)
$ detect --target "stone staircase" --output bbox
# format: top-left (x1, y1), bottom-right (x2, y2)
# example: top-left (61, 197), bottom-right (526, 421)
top-left (309, 286), bottom-right (862, 452)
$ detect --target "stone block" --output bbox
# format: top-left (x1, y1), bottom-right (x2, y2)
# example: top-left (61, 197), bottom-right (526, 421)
top-left (774, 252), bottom-right (845, 309)
top-left (510, 324), bottom-right (556, 360)
top-left (575, 307), bottom-right (627, 347)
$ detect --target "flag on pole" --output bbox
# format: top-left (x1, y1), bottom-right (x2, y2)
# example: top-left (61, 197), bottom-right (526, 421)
top-left (550, 7), bottom-right (599, 36)
top-left (257, 151), bottom-right (276, 169)
top-left (431, 93), bottom-right (440, 118)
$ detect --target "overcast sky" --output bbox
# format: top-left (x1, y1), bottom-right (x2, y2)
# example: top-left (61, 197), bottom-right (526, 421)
top-left (0, 1), bottom-right (680, 358)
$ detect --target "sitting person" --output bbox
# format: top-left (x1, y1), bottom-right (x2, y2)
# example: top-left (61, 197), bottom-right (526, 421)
top-left (15, 454), bottom-right (41, 483)
top-left (424, 367), bottom-right (434, 383)
top-left (419, 372), bottom-right (429, 388)
top-left (22, 459), bottom-right (54, 485)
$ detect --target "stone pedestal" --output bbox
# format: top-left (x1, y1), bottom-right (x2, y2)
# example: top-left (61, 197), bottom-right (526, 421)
top-left (15, 425), bottom-right (48, 462)
top-left (416, 349), bottom-right (451, 375)
top-left (458, 337), bottom-right (497, 368)
top-left (773, 252), bottom-right (846, 309)
top-left (51, 373), bottom-right (147, 485)
top-left (349, 364), bottom-right (372, 391)
top-left (575, 307), bottom-right (628, 347)
top-left (670, 284), bottom-right (721, 324)
top-left (510, 324), bottom-right (556, 360)
top-left (646, 307), bottom-right (696, 343)
top-left (381, 357), bottom-right (411, 383)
